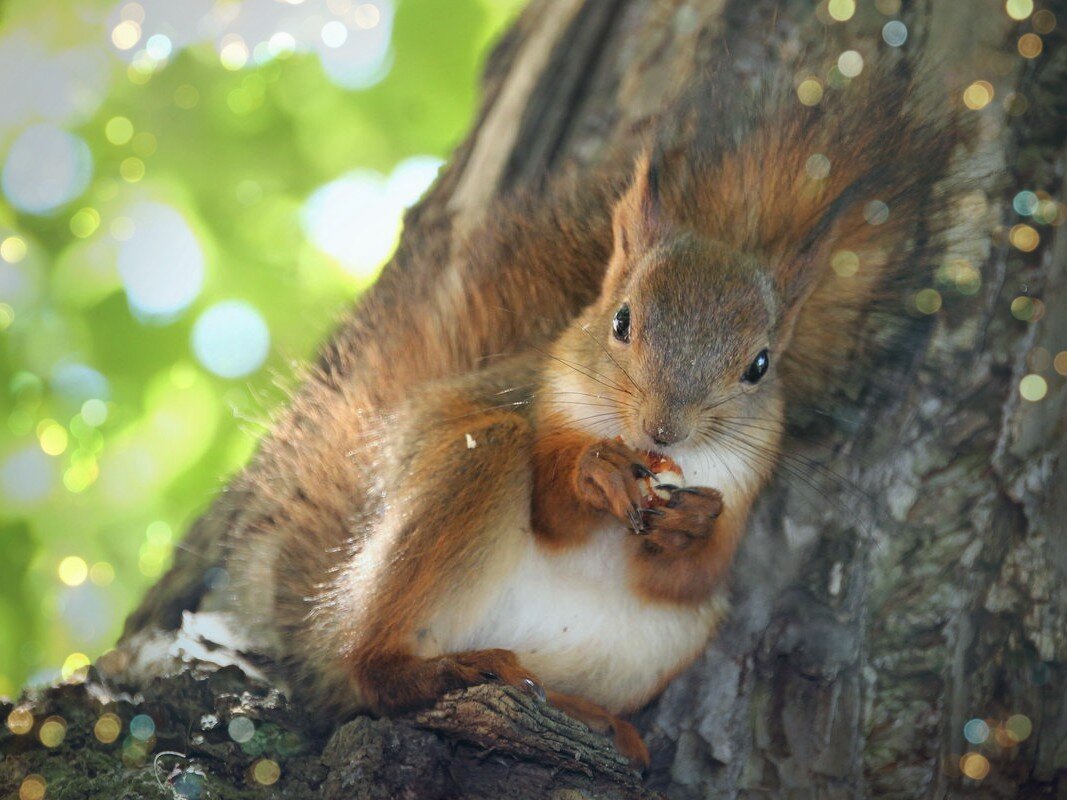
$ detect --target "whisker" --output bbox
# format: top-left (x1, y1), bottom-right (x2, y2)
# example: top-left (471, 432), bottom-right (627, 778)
top-left (710, 432), bottom-right (848, 516)
top-left (578, 324), bottom-right (646, 399)
top-left (710, 424), bottom-right (874, 520)
top-left (715, 422), bottom-right (873, 507)
top-left (531, 344), bottom-right (631, 396)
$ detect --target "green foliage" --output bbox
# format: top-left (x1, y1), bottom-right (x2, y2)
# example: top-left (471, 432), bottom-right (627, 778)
top-left (0, 0), bottom-right (522, 694)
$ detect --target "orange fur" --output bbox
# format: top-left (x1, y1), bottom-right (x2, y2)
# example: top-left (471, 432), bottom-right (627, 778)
top-left (530, 426), bottom-right (608, 549)
top-left (628, 491), bottom-right (750, 605)
top-left (130, 57), bottom-right (970, 771)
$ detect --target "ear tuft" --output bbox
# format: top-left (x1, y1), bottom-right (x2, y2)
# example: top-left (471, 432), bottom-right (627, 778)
top-left (613, 151), bottom-right (665, 257)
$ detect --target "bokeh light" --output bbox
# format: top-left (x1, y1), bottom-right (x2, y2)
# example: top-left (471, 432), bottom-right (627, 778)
top-left (129, 713), bottom-right (156, 741)
top-left (1053, 352), bottom-right (1067, 376)
top-left (2, 124), bottom-right (93, 214)
top-left (6, 706), bottom-right (34, 735)
top-left (963, 80), bottom-right (994, 110)
top-left (827, 0), bottom-right (856, 22)
top-left (38, 420), bottom-right (70, 456)
top-left (960, 752), bottom-right (991, 781)
top-left (1, 446), bottom-right (56, 505)
top-left (1, 235), bottom-right (27, 263)
top-left (1017, 33), bottom-right (1042, 58)
top-left (1013, 190), bottom-right (1038, 215)
top-left (963, 718), bottom-right (990, 744)
top-left (61, 651), bottom-right (91, 680)
top-left (81, 399), bottom-right (110, 427)
top-left (58, 556), bottom-right (89, 587)
top-left (1011, 296), bottom-right (1034, 320)
top-left (90, 561), bottom-right (116, 586)
top-left (805, 153), bottom-right (831, 180)
top-left (94, 712), bottom-right (123, 744)
top-left (882, 20), bottom-right (908, 47)
top-left (70, 207), bottom-right (102, 238)
top-left (915, 288), bottom-right (942, 314)
top-left (145, 34), bottom-right (173, 60)
top-left (1005, 0), bottom-right (1034, 21)
top-left (52, 363), bottom-right (110, 405)
top-left (831, 250), bottom-right (859, 277)
top-left (228, 715), bottom-right (256, 743)
top-left (1019, 374), bottom-right (1047, 402)
top-left (1009, 223), bottom-right (1039, 251)
top-left (18, 775), bottom-right (46, 800)
top-left (39, 715), bottom-right (67, 747)
top-left (864, 200), bottom-right (890, 225)
top-left (322, 20), bottom-right (349, 48)
top-left (388, 155), bottom-right (444, 207)
top-left (1032, 10), bottom-right (1056, 33)
top-left (837, 50), bottom-right (863, 78)
top-left (116, 202), bottom-right (205, 319)
top-left (112, 20), bottom-right (142, 51)
top-left (252, 758), bottom-right (282, 785)
top-left (303, 169), bottom-right (403, 279)
top-left (1005, 713), bottom-right (1033, 742)
top-left (191, 301), bottom-right (271, 379)
top-left (105, 116), bottom-right (134, 145)
top-left (797, 78), bottom-right (824, 106)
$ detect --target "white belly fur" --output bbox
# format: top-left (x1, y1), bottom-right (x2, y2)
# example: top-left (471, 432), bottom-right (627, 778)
top-left (425, 522), bottom-right (727, 713)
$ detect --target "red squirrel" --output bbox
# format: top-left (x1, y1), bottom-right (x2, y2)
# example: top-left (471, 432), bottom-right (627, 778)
top-left (138, 58), bottom-right (967, 769)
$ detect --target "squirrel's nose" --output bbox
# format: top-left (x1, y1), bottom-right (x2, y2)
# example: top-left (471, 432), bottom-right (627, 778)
top-left (643, 420), bottom-right (687, 448)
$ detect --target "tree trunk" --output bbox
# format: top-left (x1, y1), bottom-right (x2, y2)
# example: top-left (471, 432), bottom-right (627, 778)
top-left (5, 1), bottom-right (1066, 798)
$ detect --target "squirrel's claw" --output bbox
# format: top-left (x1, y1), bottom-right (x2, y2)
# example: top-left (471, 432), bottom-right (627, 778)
top-left (624, 505), bottom-right (645, 535)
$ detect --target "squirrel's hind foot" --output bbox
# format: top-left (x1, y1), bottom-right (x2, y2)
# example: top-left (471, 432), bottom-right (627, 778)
top-left (546, 689), bottom-right (650, 770)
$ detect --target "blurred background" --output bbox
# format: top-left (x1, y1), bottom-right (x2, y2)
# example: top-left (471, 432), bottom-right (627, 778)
top-left (0, 0), bottom-right (522, 695)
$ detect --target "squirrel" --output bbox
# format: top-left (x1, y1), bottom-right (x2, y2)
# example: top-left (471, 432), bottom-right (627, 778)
top-left (125, 55), bottom-right (966, 769)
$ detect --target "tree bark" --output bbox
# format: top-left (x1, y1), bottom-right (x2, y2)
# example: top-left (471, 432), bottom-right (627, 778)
top-left (6, 1), bottom-right (1066, 798)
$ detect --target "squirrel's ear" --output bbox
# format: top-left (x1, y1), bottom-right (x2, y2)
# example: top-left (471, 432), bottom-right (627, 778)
top-left (612, 152), bottom-right (664, 258)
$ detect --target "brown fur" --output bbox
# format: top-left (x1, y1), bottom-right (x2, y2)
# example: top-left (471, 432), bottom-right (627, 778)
top-left (530, 427), bottom-right (620, 549)
top-left (130, 58), bottom-right (969, 768)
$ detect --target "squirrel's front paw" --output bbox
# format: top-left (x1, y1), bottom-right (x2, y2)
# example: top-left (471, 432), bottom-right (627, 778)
top-left (574, 438), bottom-right (650, 531)
top-left (640, 486), bottom-right (723, 553)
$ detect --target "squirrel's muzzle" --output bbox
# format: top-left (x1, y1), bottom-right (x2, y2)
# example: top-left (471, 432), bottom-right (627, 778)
top-left (642, 418), bottom-right (689, 448)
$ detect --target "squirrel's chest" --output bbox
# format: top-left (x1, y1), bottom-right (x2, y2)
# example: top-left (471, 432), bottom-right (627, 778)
top-left (423, 527), bottom-right (726, 713)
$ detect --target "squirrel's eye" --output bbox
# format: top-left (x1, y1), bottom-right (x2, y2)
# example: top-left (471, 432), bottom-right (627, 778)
top-left (742, 349), bottom-right (769, 384)
top-left (612, 303), bottom-right (631, 343)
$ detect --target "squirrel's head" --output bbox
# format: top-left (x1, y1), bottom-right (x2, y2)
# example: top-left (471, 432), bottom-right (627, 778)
top-left (550, 154), bottom-right (804, 455)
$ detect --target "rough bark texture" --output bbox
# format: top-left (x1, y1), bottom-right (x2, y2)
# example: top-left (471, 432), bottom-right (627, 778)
top-left (5, 1), bottom-right (1066, 798)
top-left (1, 662), bottom-right (662, 799)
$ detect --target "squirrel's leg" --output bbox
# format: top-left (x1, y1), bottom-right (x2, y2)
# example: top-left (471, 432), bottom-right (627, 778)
top-left (546, 689), bottom-right (650, 768)
top-left (338, 408), bottom-right (543, 712)
top-left (629, 490), bottom-right (748, 605)
top-left (531, 430), bottom-right (651, 546)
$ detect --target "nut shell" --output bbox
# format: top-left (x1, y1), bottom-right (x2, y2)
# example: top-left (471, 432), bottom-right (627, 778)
top-left (639, 451), bottom-right (685, 507)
